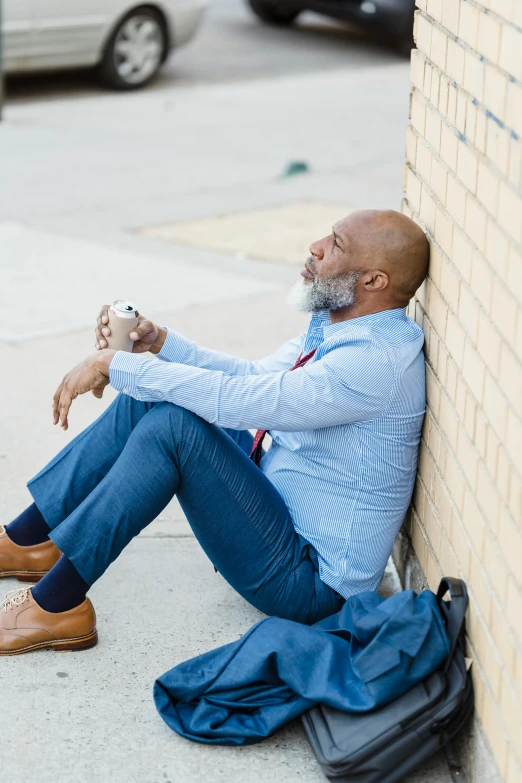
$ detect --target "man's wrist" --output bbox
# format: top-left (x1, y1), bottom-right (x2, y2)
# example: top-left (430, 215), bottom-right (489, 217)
top-left (97, 349), bottom-right (116, 376)
top-left (150, 327), bottom-right (168, 355)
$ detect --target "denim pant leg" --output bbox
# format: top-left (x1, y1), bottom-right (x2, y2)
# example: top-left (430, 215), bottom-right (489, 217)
top-left (49, 402), bottom-right (343, 624)
top-left (28, 394), bottom-right (156, 530)
top-left (221, 427), bottom-right (256, 457)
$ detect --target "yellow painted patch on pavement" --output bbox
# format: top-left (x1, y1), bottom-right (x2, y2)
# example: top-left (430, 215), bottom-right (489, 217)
top-left (141, 203), bottom-right (355, 264)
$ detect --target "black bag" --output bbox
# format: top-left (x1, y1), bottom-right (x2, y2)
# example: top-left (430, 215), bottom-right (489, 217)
top-left (301, 577), bottom-right (474, 783)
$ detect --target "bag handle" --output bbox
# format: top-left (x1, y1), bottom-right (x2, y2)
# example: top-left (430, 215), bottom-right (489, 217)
top-left (436, 577), bottom-right (469, 671)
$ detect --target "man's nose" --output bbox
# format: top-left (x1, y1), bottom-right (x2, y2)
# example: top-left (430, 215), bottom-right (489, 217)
top-left (309, 237), bottom-right (325, 259)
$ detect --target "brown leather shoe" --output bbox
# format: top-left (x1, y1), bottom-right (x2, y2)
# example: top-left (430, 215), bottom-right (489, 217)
top-left (0, 587), bottom-right (97, 655)
top-left (0, 525), bottom-right (61, 582)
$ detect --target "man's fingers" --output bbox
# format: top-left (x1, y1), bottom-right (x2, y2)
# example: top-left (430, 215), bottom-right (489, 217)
top-left (94, 323), bottom-right (109, 348)
top-left (58, 390), bottom-right (73, 430)
top-left (99, 304), bottom-right (110, 325)
top-left (95, 306), bottom-right (111, 347)
top-left (53, 383), bottom-right (64, 425)
top-left (130, 319), bottom-right (152, 341)
top-left (131, 320), bottom-right (151, 337)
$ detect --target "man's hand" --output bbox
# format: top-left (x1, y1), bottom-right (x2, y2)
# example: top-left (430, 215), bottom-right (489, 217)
top-left (53, 350), bottom-right (115, 431)
top-left (95, 304), bottom-right (167, 354)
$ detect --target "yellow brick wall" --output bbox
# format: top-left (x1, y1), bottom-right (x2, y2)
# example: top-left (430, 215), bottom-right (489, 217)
top-left (402, 2), bottom-right (522, 781)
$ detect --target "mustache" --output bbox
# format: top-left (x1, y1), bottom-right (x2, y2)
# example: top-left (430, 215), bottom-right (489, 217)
top-left (306, 256), bottom-right (317, 276)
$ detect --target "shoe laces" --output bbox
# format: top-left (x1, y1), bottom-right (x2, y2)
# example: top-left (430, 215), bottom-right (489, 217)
top-left (1, 587), bottom-right (31, 613)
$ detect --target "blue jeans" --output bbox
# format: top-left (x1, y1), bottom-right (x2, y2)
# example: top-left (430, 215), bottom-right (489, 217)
top-left (28, 395), bottom-right (343, 624)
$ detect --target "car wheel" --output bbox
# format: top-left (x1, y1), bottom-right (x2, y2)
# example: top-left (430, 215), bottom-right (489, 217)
top-left (98, 8), bottom-right (167, 90)
top-left (247, 0), bottom-right (300, 26)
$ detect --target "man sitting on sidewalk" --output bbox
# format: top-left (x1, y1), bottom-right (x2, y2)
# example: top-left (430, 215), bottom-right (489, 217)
top-left (0, 209), bottom-right (429, 656)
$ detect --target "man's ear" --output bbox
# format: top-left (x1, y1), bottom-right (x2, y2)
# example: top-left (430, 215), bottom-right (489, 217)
top-left (362, 269), bottom-right (389, 292)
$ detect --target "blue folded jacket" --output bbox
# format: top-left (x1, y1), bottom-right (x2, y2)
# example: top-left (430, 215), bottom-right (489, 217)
top-left (154, 589), bottom-right (449, 745)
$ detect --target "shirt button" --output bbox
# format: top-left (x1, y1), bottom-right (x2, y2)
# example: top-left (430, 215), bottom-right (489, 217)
top-left (122, 388), bottom-right (129, 395)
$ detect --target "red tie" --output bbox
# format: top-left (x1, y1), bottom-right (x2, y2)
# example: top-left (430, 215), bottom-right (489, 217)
top-left (249, 348), bottom-right (318, 466)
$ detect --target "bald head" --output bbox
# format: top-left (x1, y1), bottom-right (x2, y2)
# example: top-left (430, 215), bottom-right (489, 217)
top-left (302, 208), bottom-right (430, 321)
top-left (335, 209), bottom-right (430, 302)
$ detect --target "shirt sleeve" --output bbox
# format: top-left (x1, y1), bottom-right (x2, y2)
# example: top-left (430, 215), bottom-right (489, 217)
top-left (157, 328), bottom-right (305, 375)
top-left (109, 337), bottom-right (395, 431)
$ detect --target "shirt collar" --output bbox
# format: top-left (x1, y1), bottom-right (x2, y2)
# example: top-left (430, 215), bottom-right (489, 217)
top-left (312, 308), bottom-right (407, 340)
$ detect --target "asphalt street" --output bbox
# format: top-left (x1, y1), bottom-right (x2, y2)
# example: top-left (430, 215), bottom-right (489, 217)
top-left (6, 0), bottom-right (403, 101)
top-left (0, 3), bottom-right (453, 782)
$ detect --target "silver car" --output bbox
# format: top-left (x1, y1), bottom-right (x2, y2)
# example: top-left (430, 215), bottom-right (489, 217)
top-left (2, 0), bottom-right (208, 89)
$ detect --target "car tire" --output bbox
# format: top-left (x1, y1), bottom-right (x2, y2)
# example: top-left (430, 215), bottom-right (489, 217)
top-left (98, 7), bottom-right (168, 90)
top-left (247, 0), bottom-right (300, 26)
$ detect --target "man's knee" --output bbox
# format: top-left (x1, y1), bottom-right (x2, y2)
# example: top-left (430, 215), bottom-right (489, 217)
top-left (112, 392), bottom-right (151, 416)
top-left (142, 402), bottom-right (206, 438)
top-left (141, 402), bottom-right (212, 456)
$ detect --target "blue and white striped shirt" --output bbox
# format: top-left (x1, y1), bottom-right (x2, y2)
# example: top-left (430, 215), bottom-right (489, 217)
top-left (109, 308), bottom-right (426, 598)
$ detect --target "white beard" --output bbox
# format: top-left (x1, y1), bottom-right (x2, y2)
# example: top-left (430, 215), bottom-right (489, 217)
top-left (287, 271), bottom-right (362, 313)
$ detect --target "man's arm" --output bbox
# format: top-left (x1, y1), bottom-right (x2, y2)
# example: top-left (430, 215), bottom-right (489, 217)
top-left (156, 329), bottom-right (305, 376)
top-left (108, 337), bottom-right (396, 431)
top-left (95, 304), bottom-right (305, 376)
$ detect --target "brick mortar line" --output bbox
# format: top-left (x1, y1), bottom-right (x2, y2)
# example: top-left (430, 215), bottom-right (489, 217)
top-left (411, 68), bottom-right (519, 183)
top-left (418, 284), bottom-right (519, 460)
top-left (410, 234), bottom-right (522, 484)
top-left (400, 238), bottom-right (522, 538)
top-left (416, 282), bottom-right (522, 524)
top-left (410, 83), bottom-right (520, 198)
top-left (404, 187), bottom-right (522, 477)
top-left (410, 75), bottom-right (520, 205)
top-left (414, 467), bottom-right (476, 583)
top-left (411, 490), bottom-right (522, 755)
top-left (463, 0), bottom-right (522, 33)
top-left (417, 355), bottom-right (522, 602)
top-left (416, 7), bottom-right (522, 88)
top-left (410, 507), bottom-right (522, 757)
top-left (416, 439), bottom-right (482, 570)
top-left (404, 164), bottom-right (522, 420)
top-left (414, 451), bottom-right (519, 650)
top-left (410, 499), bottom-right (436, 554)
top-left (408, 97), bottom-right (519, 216)
top-left (459, 606), bottom-right (518, 767)
top-left (407, 103), bottom-right (522, 282)
top-left (406, 151), bottom-right (522, 370)
top-left (403, 163), bottom-right (509, 317)
top-left (462, 632), bottom-right (520, 773)
top-left (418, 0), bottom-right (522, 36)
top-left (405, 156), bottom-right (522, 342)
top-left (410, 501), bottom-right (521, 763)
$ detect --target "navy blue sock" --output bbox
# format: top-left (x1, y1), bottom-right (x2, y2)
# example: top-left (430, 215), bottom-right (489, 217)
top-left (5, 503), bottom-right (51, 546)
top-left (32, 555), bottom-right (90, 613)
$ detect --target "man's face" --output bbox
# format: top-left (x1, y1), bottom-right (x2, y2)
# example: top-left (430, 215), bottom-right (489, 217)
top-left (304, 217), bottom-right (359, 282)
top-left (289, 216), bottom-right (363, 313)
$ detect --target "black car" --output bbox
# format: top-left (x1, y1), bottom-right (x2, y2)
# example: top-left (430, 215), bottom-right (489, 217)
top-left (246, 0), bottom-right (415, 54)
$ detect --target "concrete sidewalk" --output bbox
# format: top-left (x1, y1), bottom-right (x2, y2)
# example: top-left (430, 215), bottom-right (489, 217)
top-left (0, 293), bottom-right (453, 783)
top-left (0, 63), bottom-right (453, 783)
